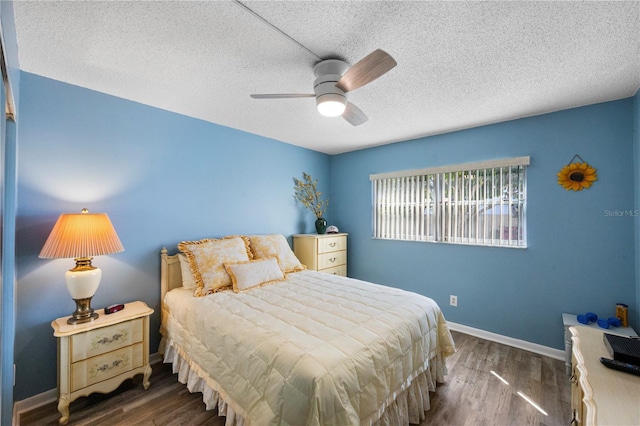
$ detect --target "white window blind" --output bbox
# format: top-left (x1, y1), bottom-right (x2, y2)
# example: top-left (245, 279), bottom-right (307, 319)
top-left (370, 157), bottom-right (529, 248)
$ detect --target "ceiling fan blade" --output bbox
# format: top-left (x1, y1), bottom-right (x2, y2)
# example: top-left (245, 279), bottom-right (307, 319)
top-left (336, 49), bottom-right (397, 93)
top-left (250, 94), bottom-right (315, 99)
top-left (342, 102), bottom-right (368, 126)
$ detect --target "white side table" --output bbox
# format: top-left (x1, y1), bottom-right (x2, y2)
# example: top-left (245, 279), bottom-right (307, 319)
top-left (562, 312), bottom-right (637, 376)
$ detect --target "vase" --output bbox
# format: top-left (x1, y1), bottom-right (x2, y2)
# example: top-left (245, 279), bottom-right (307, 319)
top-left (315, 218), bottom-right (327, 234)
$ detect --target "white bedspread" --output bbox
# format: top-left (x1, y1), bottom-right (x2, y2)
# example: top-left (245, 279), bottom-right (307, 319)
top-left (162, 270), bottom-right (455, 425)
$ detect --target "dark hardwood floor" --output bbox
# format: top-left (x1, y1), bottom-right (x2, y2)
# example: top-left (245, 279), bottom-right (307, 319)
top-left (421, 331), bottom-right (570, 426)
top-left (19, 331), bottom-right (570, 426)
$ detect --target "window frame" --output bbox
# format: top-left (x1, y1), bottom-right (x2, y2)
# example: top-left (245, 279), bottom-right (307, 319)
top-left (370, 156), bottom-right (529, 248)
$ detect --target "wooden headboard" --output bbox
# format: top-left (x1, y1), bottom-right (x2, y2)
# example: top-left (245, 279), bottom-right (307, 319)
top-left (160, 247), bottom-right (182, 348)
top-left (160, 247), bottom-right (182, 302)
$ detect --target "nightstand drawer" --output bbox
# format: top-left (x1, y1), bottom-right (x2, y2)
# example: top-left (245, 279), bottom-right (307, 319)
top-left (318, 251), bottom-right (346, 270)
top-left (71, 318), bottom-right (143, 362)
top-left (71, 342), bottom-right (144, 392)
top-left (318, 236), bottom-right (346, 253)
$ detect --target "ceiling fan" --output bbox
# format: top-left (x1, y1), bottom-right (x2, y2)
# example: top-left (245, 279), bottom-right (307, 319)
top-left (250, 49), bottom-right (397, 126)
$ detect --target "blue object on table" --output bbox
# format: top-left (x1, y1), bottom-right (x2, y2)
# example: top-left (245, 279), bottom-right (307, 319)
top-left (608, 317), bottom-right (621, 327)
top-left (578, 312), bottom-right (598, 324)
top-left (597, 318), bottom-right (610, 329)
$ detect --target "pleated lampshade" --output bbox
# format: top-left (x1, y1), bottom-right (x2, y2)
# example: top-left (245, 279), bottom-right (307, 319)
top-left (39, 209), bottom-right (124, 259)
top-left (39, 209), bottom-right (124, 324)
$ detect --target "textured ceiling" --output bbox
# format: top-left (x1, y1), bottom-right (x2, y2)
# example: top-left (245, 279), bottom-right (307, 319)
top-left (13, 1), bottom-right (640, 155)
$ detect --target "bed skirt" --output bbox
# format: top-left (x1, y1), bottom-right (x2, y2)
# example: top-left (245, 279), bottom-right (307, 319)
top-left (160, 337), bottom-right (447, 426)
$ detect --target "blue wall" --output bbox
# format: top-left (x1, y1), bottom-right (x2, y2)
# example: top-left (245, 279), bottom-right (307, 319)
top-left (8, 49), bottom-right (640, 410)
top-left (10, 75), bottom-right (640, 408)
top-left (14, 72), bottom-right (331, 400)
top-left (12, 72), bottom-right (640, 405)
top-left (331, 99), bottom-right (637, 350)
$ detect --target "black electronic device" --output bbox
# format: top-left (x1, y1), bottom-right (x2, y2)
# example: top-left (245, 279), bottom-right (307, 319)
top-left (603, 333), bottom-right (640, 366)
top-left (599, 357), bottom-right (640, 376)
top-left (104, 304), bottom-right (125, 314)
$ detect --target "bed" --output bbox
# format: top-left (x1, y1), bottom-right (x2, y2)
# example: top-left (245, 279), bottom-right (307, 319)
top-left (159, 234), bottom-right (455, 425)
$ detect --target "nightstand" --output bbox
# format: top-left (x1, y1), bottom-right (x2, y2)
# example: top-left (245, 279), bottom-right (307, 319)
top-left (51, 301), bottom-right (153, 425)
top-left (293, 233), bottom-right (348, 276)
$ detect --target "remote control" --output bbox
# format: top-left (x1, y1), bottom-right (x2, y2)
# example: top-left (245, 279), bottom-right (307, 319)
top-left (104, 304), bottom-right (125, 314)
top-left (599, 357), bottom-right (640, 376)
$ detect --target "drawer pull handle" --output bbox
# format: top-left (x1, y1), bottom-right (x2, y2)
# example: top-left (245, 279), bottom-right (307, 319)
top-left (329, 257), bottom-right (336, 262)
top-left (90, 356), bottom-right (129, 378)
top-left (329, 242), bottom-right (337, 247)
top-left (92, 330), bottom-right (128, 349)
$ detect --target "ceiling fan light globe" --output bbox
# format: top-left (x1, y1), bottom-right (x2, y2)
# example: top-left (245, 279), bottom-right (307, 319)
top-left (317, 95), bottom-right (346, 117)
top-left (318, 101), bottom-right (346, 117)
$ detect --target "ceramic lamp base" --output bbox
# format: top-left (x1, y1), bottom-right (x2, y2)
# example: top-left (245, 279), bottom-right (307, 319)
top-left (65, 258), bottom-right (102, 324)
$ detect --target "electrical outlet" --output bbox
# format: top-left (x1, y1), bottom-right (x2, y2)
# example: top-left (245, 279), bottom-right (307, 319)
top-left (450, 295), bottom-right (458, 307)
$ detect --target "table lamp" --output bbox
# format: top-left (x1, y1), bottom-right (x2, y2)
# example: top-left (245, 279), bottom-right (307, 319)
top-left (39, 208), bottom-right (124, 324)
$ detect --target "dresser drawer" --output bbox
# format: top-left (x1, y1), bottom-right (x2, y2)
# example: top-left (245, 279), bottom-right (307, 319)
top-left (570, 352), bottom-right (583, 425)
top-left (320, 264), bottom-right (347, 276)
top-left (318, 236), bottom-right (346, 253)
top-left (318, 250), bottom-right (346, 270)
top-left (71, 318), bottom-right (143, 362)
top-left (71, 342), bottom-right (144, 392)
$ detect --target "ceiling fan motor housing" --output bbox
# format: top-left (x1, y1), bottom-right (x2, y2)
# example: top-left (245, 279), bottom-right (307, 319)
top-left (314, 59), bottom-right (349, 116)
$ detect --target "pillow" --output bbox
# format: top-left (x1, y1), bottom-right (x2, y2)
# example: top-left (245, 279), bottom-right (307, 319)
top-left (177, 236), bottom-right (251, 296)
top-left (247, 234), bottom-right (306, 273)
top-left (224, 257), bottom-right (285, 293)
top-left (178, 253), bottom-right (197, 290)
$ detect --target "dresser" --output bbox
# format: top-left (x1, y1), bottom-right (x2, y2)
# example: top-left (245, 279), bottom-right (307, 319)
top-left (569, 325), bottom-right (640, 426)
top-left (562, 312), bottom-right (637, 375)
top-left (51, 301), bottom-right (153, 425)
top-left (293, 233), bottom-right (347, 276)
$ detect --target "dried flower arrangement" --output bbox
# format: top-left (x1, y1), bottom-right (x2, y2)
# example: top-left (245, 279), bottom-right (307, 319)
top-left (293, 172), bottom-right (329, 219)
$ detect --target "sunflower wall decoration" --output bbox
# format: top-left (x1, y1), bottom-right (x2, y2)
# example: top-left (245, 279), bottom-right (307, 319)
top-left (557, 155), bottom-right (597, 191)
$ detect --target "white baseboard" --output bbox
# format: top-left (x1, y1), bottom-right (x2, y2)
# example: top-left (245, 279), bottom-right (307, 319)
top-left (447, 321), bottom-right (565, 361)
top-left (12, 352), bottom-right (164, 426)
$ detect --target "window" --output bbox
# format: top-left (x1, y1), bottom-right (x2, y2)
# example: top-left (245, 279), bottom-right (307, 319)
top-left (370, 157), bottom-right (529, 248)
